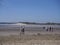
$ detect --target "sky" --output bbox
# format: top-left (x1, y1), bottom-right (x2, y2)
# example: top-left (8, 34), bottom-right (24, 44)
top-left (0, 0), bottom-right (60, 23)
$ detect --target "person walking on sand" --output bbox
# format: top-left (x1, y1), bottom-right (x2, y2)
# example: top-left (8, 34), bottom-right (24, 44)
top-left (49, 27), bottom-right (51, 32)
top-left (20, 26), bottom-right (25, 36)
top-left (46, 28), bottom-right (48, 31)
top-left (21, 27), bottom-right (25, 34)
top-left (46, 27), bottom-right (48, 31)
top-left (43, 27), bottom-right (45, 29)
top-left (20, 26), bottom-right (25, 35)
top-left (51, 27), bottom-right (53, 32)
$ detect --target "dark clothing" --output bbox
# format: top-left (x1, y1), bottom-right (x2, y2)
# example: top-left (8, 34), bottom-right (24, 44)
top-left (21, 28), bottom-right (24, 32)
top-left (43, 27), bottom-right (45, 29)
top-left (49, 27), bottom-right (51, 31)
top-left (46, 29), bottom-right (48, 31)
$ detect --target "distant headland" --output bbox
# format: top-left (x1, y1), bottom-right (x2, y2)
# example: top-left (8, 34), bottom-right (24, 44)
top-left (0, 22), bottom-right (60, 25)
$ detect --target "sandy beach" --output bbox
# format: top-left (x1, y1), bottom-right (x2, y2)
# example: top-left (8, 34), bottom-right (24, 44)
top-left (0, 34), bottom-right (60, 45)
top-left (0, 24), bottom-right (60, 45)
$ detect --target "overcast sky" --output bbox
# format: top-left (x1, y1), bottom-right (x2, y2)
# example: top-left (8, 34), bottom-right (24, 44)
top-left (0, 0), bottom-right (60, 23)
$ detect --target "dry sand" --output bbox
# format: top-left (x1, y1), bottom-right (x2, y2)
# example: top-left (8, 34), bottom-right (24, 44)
top-left (0, 34), bottom-right (60, 45)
